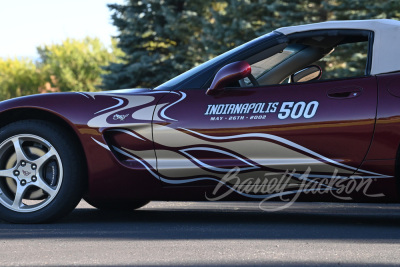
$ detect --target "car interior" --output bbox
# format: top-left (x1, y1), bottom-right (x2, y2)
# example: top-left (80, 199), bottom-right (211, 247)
top-left (238, 30), bottom-right (371, 87)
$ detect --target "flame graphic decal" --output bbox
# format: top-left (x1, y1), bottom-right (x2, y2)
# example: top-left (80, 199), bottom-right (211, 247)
top-left (84, 90), bottom-right (392, 200)
top-left (92, 126), bottom-right (392, 200)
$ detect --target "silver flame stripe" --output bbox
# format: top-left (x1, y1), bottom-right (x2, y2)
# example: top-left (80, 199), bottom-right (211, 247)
top-left (94, 97), bottom-right (124, 114)
top-left (179, 128), bottom-right (392, 178)
top-left (107, 129), bottom-right (145, 141)
top-left (159, 91), bottom-right (187, 121)
top-left (92, 138), bottom-right (335, 199)
top-left (179, 146), bottom-right (259, 172)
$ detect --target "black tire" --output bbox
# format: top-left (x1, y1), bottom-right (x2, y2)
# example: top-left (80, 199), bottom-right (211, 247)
top-left (85, 198), bottom-right (150, 211)
top-left (0, 120), bottom-right (86, 223)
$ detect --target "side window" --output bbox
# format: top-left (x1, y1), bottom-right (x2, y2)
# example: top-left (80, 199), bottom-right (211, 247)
top-left (315, 41), bottom-right (369, 80)
top-left (247, 32), bottom-right (371, 87)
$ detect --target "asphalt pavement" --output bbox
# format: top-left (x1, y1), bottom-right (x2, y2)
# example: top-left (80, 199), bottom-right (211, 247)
top-left (0, 200), bottom-right (399, 266)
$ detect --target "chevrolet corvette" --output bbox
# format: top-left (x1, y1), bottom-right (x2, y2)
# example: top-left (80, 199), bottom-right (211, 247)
top-left (1, 19), bottom-right (400, 223)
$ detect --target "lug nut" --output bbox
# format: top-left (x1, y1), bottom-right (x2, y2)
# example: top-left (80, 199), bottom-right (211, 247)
top-left (13, 170), bottom-right (20, 176)
top-left (20, 161), bottom-right (26, 167)
top-left (31, 176), bottom-right (37, 182)
top-left (31, 164), bottom-right (37, 170)
top-left (20, 179), bottom-right (26, 186)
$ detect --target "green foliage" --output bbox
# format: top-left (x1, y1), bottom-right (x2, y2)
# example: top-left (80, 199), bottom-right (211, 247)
top-left (38, 37), bottom-right (120, 92)
top-left (330, 0), bottom-right (400, 20)
top-left (102, 0), bottom-right (210, 89)
top-left (2, 1), bottom-right (400, 99)
top-left (0, 37), bottom-right (122, 101)
top-left (103, 0), bottom-right (400, 89)
top-left (0, 58), bottom-right (44, 100)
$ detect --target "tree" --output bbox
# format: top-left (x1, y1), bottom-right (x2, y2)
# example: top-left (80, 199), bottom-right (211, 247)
top-left (102, 0), bottom-right (333, 89)
top-left (199, 0), bottom-right (330, 60)
top-left (38, 37), bottom-right (121, 92)
top-left (0, 37), bottom-right (122, 101)
top-left (103, 0), bottom-right (211, 89)
top-left (329, 0), bottom-right (400, 20)
top-left (0, 58), bottom-right (44, 100)
top-left (103, 0), bottom-right (400, 90)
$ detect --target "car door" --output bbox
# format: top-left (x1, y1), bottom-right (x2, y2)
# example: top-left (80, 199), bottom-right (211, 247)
top-left (152, 76), bottom-right (377, 188)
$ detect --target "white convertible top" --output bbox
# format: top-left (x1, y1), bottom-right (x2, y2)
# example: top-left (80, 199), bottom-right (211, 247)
top-left (276, 19), bottom-right (400, 75)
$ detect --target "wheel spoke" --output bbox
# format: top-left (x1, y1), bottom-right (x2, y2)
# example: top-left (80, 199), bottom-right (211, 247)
top-left (32, 146), bottom-right (57, 167)
top-left (12, 184), bottom-right (28, 209)
top-left (34, 174), bottom-right (56, 197)
top-left (0, 168), bottom-right (16, 179)
top-left (11, 137), bottom-right (28, 162)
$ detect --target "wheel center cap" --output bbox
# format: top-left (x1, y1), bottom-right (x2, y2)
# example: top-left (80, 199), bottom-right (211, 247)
top-left (16, 163), bottom-right (37, 181)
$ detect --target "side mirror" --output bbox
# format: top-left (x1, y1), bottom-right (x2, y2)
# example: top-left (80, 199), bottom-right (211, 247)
top-left (206, 61), bottom-right (251, 95)
top-left (291, 65), bottom-right (322, 83)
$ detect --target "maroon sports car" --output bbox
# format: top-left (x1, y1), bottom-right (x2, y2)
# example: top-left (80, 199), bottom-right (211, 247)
top-left (0, 19), bottom-right (400, 223)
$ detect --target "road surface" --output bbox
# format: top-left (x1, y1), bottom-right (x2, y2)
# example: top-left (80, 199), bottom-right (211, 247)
top-left (0, 201), bottom-right (399, 266)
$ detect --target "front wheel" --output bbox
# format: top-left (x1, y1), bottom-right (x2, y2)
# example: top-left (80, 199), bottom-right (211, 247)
top-left (0, 120), bottom-right (86, 223)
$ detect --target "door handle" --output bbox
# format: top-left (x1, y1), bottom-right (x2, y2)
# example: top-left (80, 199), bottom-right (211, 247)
top-left (327, 86), bottom-right (363, 99)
